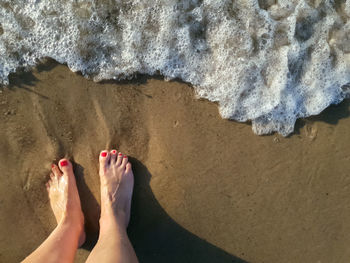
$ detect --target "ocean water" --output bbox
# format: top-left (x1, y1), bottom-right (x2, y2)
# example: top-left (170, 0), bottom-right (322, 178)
top-left (1, 0), bottom-right (350, 135)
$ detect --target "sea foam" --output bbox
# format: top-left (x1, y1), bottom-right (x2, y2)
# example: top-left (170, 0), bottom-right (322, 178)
top-left (1, 0), bottom-right (350, 135)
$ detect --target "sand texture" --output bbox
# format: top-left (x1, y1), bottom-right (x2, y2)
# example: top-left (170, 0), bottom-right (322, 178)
top-left (1, 60), bottom-right (350, 262)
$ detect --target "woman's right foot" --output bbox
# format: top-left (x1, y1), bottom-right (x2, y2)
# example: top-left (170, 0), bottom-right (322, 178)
top-left (99, 150), bottom-right (134, 228)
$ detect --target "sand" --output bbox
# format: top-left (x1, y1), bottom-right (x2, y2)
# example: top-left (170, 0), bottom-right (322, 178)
top-left (1, 59), bottom-right (350, 263)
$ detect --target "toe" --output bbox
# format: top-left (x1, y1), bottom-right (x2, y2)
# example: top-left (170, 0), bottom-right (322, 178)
top-left (116, 152), bottom-right (123, 166)
top-left (58, 159), bottom-right (73, 176)
top-left (49, 173), bottom-right (58, 186)
top-left (110, 149), bottom-right (117, 164)
top-left (126, 162), bottom-right (132, 173)
top-left (121, 155), bottom-right (128, 167)
top-left (99, 150), bottom-right (110, 170)
top-left (50, 172), bottom-right (55, 181)
top-left (51, 164), bottom-right (62, 177)
top-left (46, 182), bottom-right (50, 192)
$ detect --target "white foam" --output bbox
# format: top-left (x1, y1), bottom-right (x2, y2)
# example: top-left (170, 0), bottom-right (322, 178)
top-left (1, 0), bottom-right (350, 135)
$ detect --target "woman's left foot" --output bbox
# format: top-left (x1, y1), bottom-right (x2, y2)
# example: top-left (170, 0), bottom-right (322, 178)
top-left (46, 159), bottom-right (86, 246)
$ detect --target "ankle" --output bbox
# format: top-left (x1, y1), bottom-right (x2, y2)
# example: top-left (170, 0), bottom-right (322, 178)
top-left (59, 214), bottom-right (84, 232)
top-left (100, 209), bottom-right (128, 231)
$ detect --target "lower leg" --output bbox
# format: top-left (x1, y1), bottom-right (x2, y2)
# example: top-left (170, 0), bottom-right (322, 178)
top-left (22, 219), bottom-right (83, 263)
top-left (22, 159), bottom-right (85, 263)
top-left (86, 150), bottom-right (138, 263)
top-left (87, 211), bottom-right (137, 263)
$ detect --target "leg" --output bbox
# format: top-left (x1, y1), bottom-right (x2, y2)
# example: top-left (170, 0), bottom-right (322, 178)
top-left (86, 150), bottom-right (138, 263)
top-left (22, 159), bottom-right (85, 263)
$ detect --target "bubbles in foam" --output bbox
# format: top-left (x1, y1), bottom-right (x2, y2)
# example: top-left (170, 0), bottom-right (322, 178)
top-left (1, 0), bottom-right (350, 136)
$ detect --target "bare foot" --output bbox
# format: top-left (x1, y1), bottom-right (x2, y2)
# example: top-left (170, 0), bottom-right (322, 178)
top-left (99, 150), bottom-right (134, 228)
top-left (46, 159), bottom-right (85, 246)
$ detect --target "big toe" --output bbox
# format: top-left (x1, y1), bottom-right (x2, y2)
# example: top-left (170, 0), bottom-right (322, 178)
top-left (58, 159), bottom-right (73, 176)
top-left (99, 150), bottom-right (110, 174)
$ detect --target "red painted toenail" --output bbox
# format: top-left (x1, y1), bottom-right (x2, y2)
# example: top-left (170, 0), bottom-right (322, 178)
top-left (112, 150), bottom-right (117, 154)
top-left (51, 164), bottom-right (55, 168)
top-left (60, 160), bottom-right (68, 167)
top-left (101, 152), bottom-right (107, 157)
top-left (118, 153), bottom-right (123, 156)
top-left (123, 156), bottom-right (127, 158)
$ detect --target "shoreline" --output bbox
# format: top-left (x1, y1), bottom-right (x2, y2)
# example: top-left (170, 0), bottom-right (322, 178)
top-left (1, 61), bottom-right (350, 262)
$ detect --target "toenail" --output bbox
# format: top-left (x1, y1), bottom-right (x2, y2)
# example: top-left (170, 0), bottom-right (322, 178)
top-left (112, 150), bottom-right (117, 154)
top-left (101, 152), bottom-right (107, 157)
top-left (118, 153), bottom-right (123, 156)
top-left (123, 155), bottom-right (127, 158)
top-left (51, 164), bottom-right (55, 168)
top-left (60, 160), bottom-right (68, 167)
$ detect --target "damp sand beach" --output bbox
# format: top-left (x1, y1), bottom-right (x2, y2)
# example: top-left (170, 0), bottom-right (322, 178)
top-left (1, 61), bottom-right (350, 262)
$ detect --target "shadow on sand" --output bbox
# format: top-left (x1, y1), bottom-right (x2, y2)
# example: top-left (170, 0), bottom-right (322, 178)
top-left (72, 158), bottom-right (246, 263)
top-left (293, 99), bottom-right (350, 135)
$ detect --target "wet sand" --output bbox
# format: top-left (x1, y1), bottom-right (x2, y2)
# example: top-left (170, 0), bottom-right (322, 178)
top-left (1, 60), bottom-right (350, 263)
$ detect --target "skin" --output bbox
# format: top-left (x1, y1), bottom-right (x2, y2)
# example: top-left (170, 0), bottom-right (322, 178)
top-left (22, 150), bottom-right (138, 263)
top-left (86, 150), bottom-right (138, 263)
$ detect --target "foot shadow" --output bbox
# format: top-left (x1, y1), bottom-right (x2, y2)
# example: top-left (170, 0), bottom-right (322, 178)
top-left (71, 162), bottom-right (100, 249)
top-left (71, 159), bottom-right (246, 262)
top-left (127, 158), bottom-right (247, 263)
